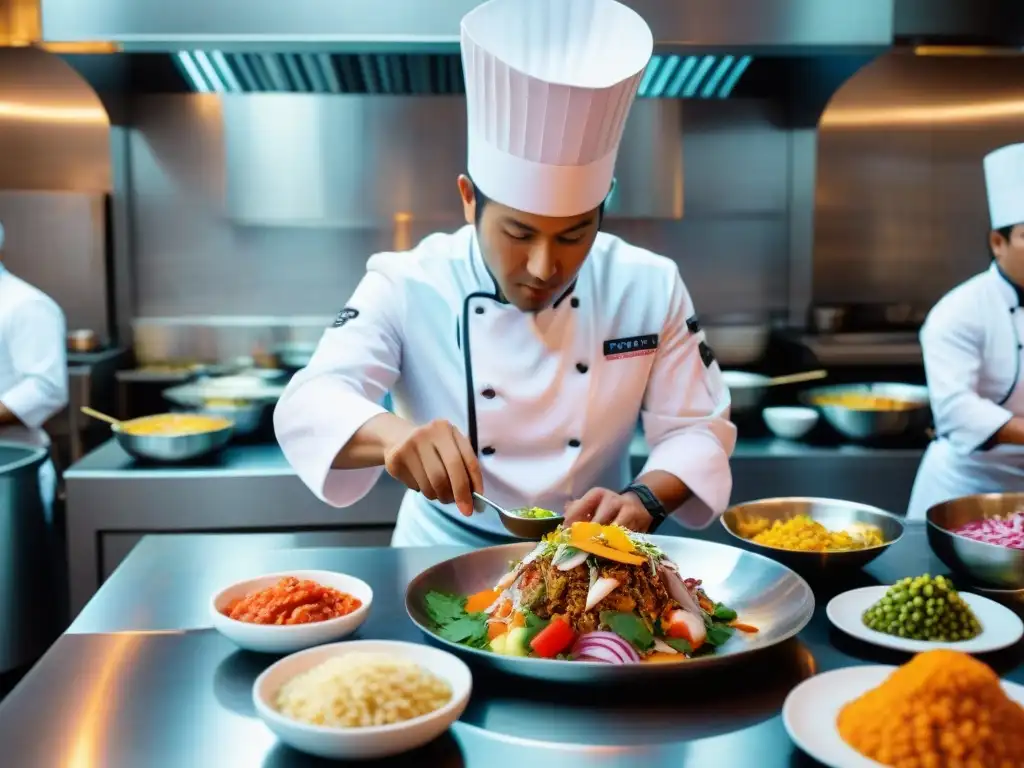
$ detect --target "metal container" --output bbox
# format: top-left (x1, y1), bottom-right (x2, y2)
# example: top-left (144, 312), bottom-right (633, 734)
top-left (927, 493), bottom-right (1024, 590)
top-left (112, 415), bottom-right (234, 463)
top-left (406, 536), bottom-right (814, 683)
top-left (722, 371), bottom-right (771, 416)
top-left (800, 383), bottom-right (931, 441)
top-left (721, 497), bottom-right (905, 578)
top-left (66, 329), bottom-right (99, 352)
top-left (185, 402), bottom-right (265, 436)
top-left (703, 318), bottom-right (770, 366)
top-left (0, 442), bottom-right (54, 673)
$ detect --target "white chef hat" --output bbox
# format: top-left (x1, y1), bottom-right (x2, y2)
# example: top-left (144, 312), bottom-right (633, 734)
top-left (460, 0), bottom-right (654, 218)
top-left (984, 143), bottom-right (1024, 229)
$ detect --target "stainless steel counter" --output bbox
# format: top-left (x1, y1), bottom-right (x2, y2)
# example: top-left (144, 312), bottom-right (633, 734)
top-left (63, 438), bottom-right (926, 617)
top-left (5, 523), bottom-right (1023, 768)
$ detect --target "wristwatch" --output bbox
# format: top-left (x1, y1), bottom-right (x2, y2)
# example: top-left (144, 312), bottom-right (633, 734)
top-left (621, 482), bottom-right (668, 533)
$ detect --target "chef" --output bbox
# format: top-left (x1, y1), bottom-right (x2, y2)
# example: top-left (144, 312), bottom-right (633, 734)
top-left (907, 143), bottom-right (1024, 519)
top-left (275, 0), bottom-right (736, 547)
top-left (0, 222), bottom-right (68, 525)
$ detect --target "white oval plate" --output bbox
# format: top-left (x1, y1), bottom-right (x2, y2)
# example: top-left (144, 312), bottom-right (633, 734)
top-left (826, 586), bottom-right (1023, 654)
top-left (783, 665), bottom-right (1024, 768)
top-left (253, 640), bottom-right (471, 760)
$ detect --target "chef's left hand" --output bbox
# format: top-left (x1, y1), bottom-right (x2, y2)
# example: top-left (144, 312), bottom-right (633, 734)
top-left (563, 487), bottom-right (653, 532)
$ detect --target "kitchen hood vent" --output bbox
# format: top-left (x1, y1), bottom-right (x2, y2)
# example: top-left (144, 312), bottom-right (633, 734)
top-left (173, 51), bottom-right (753, 100)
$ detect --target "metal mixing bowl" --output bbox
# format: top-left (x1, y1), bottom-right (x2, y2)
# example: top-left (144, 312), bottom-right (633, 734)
top-left (406, 536), bottom-right (814, 683)
top-left (190, 402), bottom-right (265, 436)
top-left (927, 493), bottom-right (1024, 589)
top-left (113, 416), bottom-right (234, 463)
top-left (800, 383), bottom-right (931, 441)
top-left (721, 497), bottom-right (904, 577)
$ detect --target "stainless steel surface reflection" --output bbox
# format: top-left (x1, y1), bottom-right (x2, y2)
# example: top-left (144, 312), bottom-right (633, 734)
top-left (406, 537), bottom-right (815, 683)
top-left (112, 419), bottom-right (234, 463)
top-left (928, 493), bottom-right (1024, 590)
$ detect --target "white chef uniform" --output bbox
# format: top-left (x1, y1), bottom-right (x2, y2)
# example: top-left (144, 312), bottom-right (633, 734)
top-left (907, 143), bottom-right (1024, 519)
top-left (275, 0), bottom-right (736, 546)
top-left (0, 239), bottom-right (68, 525)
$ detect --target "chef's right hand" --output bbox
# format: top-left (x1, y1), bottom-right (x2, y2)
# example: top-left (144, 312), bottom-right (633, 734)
top-left (383, 419), bottom-right (483, 517)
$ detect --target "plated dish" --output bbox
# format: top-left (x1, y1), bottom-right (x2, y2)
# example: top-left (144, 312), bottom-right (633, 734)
top-left (826, 579), bottom-right (1023, 654)
top-left (253, 640), bottom-right (471, 760)
top-left (423, 522), bottom-right (756, 664)
top-left (211, 570), bottom-right (372, 654)
top-left (784, 652), bottom-right (1024, 767)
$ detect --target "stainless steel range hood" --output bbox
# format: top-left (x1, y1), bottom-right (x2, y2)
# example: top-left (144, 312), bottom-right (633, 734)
top-left (44, 0), bottom-right (893, 53)
top-left (44, 0), bottom-right (894, 116)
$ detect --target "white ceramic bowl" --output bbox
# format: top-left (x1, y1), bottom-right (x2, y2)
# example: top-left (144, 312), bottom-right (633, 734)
top-left (762, 406), bottom-right (819, 440)
top-left (210, 570), bottom-right (372, 654)
top-left (253, 640), bottom-right (472, 760)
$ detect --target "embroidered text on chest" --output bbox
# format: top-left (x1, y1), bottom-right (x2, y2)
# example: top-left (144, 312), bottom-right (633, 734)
top-left (603, 334), bottom-right (659, 360)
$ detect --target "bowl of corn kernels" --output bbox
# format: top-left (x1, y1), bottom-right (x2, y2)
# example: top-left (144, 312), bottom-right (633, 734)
top-left (721, 497), bottom-right (905, 577)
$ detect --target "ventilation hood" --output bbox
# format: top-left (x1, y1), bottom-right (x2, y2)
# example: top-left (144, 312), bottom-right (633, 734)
top-left (43, 0), bottom-right (895, 124)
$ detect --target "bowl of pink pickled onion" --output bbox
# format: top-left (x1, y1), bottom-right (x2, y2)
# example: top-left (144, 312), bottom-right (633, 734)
top-left (927, 493), bottom-right (1024, 590)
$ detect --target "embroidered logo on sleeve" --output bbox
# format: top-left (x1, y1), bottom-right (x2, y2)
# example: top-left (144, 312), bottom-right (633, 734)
top-left (603, 334), bottom-right (659, 360)
top-left (332, 308), bottom-right (359, 328)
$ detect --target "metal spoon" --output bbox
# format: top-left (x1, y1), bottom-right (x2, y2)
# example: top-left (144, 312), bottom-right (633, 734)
top-left (473, 492), bottom-right (564, 539)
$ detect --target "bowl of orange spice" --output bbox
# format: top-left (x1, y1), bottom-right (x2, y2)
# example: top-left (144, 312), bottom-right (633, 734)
top-left (211, 570), bottom-right (372, 654)
top-left (783, 650), bottom-right (1024, 767)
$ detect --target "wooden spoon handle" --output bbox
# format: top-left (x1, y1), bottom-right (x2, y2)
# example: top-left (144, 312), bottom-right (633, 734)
top-left (767, 370), bottom-right (828, 387)
top-left (80, 406), bottom-right (120, 426)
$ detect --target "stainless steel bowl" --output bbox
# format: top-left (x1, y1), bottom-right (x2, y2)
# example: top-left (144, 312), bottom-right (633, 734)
top-left (188, 402), bottom-right (265, 436)
top-left (722, 371), bottom-right (771, 416)
top-left (721, 497), bottom-right (904, 577)
top-left (927, 493), bottom-right (1024, 589)
top-left (406, 536), bottom-right (814, 683)
top-left (800, 383), bottom-right (931, 441)
top-left (112, 416), bottom-right (234, 463)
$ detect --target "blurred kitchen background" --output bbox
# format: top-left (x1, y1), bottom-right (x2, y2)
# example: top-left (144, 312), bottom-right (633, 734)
top-left (3, 0), bottom-right (1024, 681)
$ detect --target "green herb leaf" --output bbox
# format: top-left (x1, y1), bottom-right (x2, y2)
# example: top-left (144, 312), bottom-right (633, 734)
top-left (438, 616), bottom-right (490, 648)
top-left (705, 624), bottom-right (736, 647)
top-left (600, 610), bottom-right (654, 651)
top-left (713, 603), bottom-right (738, 622)
top-left (424, 591), bottom-right (468, 625)
top-left (522, 610), bottom-right (549, 644)
top-left (664, 638), bottom-right (692, 654)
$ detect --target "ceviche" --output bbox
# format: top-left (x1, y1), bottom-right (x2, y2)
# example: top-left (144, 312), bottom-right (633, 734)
top-left (423, 522), bottom-right (758, 664)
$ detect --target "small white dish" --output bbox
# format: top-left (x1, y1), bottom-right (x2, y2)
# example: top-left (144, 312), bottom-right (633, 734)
top-left (826, 585), bottom-right (1024, 654)
top-left (783, 665), bottom-right (1024, 767)
top-left (253, 639), bottom-right (472, 760)
top-left (762, 406), bottom-right (819, 440)
top-left (210, 569), bottom-right (372, 654)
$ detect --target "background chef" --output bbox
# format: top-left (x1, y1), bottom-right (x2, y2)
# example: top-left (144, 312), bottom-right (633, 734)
top-left (907, 142), bottom-right (1024, 519)
top-left (275, 0), bottom-right (737, 547)
top-left (0, 221), bottom-right (68, 525)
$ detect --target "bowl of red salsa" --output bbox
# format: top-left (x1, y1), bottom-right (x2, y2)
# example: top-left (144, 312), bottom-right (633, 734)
top-left (211, 570), bottom-right (373, 653)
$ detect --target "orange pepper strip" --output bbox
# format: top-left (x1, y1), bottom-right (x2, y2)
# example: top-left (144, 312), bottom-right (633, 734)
top-left (731, 622), bottom-right (759, 633)
top-left (465, 589), bottom-right (501, 614)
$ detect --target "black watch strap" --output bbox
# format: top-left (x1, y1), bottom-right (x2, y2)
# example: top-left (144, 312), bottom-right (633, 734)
top-left (622, 482), bottom-right (668, 532)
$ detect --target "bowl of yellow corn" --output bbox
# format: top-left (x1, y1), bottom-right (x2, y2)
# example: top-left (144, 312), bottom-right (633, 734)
top-left (721, 497), bottom-right (904, 576)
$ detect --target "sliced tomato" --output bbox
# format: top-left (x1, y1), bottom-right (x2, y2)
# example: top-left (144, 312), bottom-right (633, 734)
top-left (529, 617), bottom-right (576, 658)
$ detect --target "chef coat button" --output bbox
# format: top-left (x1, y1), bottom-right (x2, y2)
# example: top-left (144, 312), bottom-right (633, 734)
top-left (570, 297), bottom-right (580, 308)
top-left (475, 306), bottom-right (485, 315)
top-left (568, 438), bottom-right (581, 448)
top-left (482, 446), bottom-right (496, 456)
top-left (576, 363), bottom-right (589, 374)
top-left (481, 388), bottom-right (496, 399)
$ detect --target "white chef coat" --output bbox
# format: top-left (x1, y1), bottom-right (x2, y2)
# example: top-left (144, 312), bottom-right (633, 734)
top-left (907, 263), bottom-right (1024, 519)
top-left (0, 265), bottom-right (68, 523)
top-left (275, 225), bottom-right (736, 546)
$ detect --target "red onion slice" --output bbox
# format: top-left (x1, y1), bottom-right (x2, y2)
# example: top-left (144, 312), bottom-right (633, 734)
top-left (571, 631), bottom-right (641, 664)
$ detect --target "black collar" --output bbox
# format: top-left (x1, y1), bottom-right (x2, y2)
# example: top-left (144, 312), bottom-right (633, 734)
top-left (996, 262), bottom-right (1024, 307)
